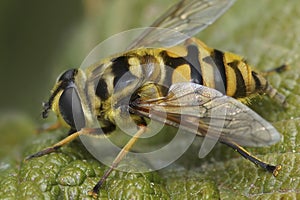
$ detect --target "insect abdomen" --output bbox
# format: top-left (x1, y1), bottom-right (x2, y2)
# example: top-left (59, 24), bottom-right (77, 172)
top-left (164, 38), bottom-right (273, 100)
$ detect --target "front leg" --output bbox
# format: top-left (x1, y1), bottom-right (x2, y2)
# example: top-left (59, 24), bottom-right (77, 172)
top-left (25, 128), bottom-right (104, 160)
top-left (36, 121), bottom-right (62, 134)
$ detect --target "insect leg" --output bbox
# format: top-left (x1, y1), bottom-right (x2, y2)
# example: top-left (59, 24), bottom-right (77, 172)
top-left (88, 125), bottom-right (147, 199)
top-left (264, 64), bottom-right (289, 107)
top-left (25, 128), bottom-right (99, 160)
top-left (264, 82), bottom-right (288, 108)
top-left (263, 64), bottom-right (289, 75)
top-left (221, 141), bottom-right (281, 177)
top-left (36, 121), bottom-right (62, 134)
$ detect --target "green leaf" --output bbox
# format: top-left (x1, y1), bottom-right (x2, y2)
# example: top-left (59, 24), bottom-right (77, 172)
top-left (1, 0), bottom-right (300, 199)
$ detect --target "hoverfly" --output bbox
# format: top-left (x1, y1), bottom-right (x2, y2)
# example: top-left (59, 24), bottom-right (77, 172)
top-left (26, 0), bottom-right (287, 198)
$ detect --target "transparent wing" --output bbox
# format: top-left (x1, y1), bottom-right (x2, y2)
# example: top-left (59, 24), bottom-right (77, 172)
top-left (128, 0), bottom-right (235, 49)
top-left (131, 82), bottom-right (281, 147)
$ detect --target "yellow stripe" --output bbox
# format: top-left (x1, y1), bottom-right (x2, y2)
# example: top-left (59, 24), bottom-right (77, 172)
top-left (225, 63), bottom-right (237, 97)
top-left (193, 39), bottom-right (216, 88)
top-left (237, 62), bottom-right (252, 94)
top-left (166, 45), bottom-right (188, 58)
top-left (128, 57), bottom-right (142, 77)
top-left (172, 64), bottom-right (191, 83)
top-left (199, 54), bottom-right (215, 88)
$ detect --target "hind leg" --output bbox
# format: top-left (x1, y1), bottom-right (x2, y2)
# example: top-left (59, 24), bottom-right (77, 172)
top-left (262, 64), bottom-right (289, 76)
top-left (262, 64), bottom-right (289, 107)
top-left (264, 83), bottom-right (288, 107)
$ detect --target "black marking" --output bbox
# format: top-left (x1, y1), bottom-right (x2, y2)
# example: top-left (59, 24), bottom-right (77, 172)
top-left (160, 47), bottom-right (204, 87)
top-left (43, 69), bottom-right (78, 119)
top-left (42, 102), bottom-right (51, 119)
top-left (160, 50), bottom-right (187, 87)
top-left (95, 78), bottom-right (109, 100)
top-left (111, 56), bottom-right (138, 92)
top-left (96, 115), bottom-right (116, 134)
top-left (58, 68), bottom-right (78, 82)
top-left (101, 125), bottom-right (116, 134)
top-left (213, 49), bottom-right (227, 94)
top-left (68, 128), bottom-right (77, 135)
top-left (202, 50), bottom-right (227, 94)
top-left (111, 56), bottom-right (130, 86)
top-left (228, 61), bottom-right (246, 98)
top-left (185, 45), bottom-right (203, 85)
top-left (160, 50), bottom-right (187, 68)
top-left (251, 71), bottom-right (263, 91)
top-left (43, 86), bottom-right (63, 118)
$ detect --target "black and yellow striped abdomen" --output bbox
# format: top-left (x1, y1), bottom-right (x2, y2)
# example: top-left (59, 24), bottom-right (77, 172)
top-left (157, 38), bottom-right (270, 100)
top-left (90, 38), bottom-right (266, 101)
top-left (89, 37), bottom-right (286, 126)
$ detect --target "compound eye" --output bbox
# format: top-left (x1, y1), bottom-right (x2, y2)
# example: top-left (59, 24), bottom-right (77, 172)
top-left (57, 69), bottom-right (77, 82)
top-left (59, 87), bottom-right (85, 130)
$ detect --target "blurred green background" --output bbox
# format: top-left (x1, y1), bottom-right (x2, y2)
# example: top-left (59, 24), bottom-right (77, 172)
top-left (0, 0), bottom-right (174, 117)
top-left (0, 0), bottom-right (82, 115)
